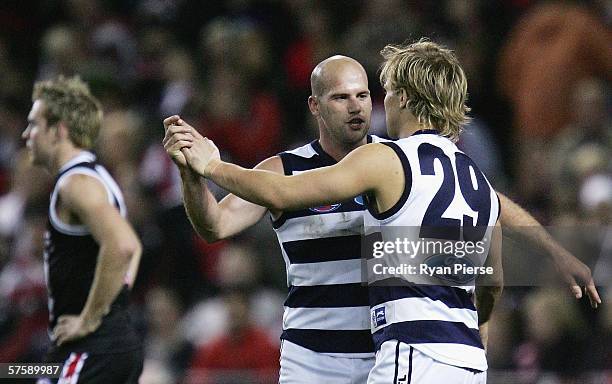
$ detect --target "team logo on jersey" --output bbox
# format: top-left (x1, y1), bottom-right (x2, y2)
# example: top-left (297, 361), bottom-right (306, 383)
top-left (309, 204), bottom-right (341, 213)
top-left (354, 195), bottom-right (365, 206)
top-left (372, 307), bottom-right (387, 327)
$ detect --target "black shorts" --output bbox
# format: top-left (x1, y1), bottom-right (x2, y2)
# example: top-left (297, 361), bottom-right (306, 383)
top-left (41, 347), bottom-right (143, 384)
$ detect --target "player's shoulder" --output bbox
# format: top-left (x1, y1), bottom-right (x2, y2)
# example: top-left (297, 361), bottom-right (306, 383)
top-left (274, 141), bottom-right (320, 175)
top-left (253, 155), bottom-right (284, 174)
top-left (370, 134), bottom-right (391, 143)
top-left (281, 141), bottom-right (318, 159)
top-left (57, 171), bottom-right (108, 208)
top-left (346, 142), bottom-right (402, 175)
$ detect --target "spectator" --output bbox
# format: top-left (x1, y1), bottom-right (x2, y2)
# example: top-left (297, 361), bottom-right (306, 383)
top-left (187, 288), bottom-right (279, 384)
top-left (498, 1), bottom-right (612, 141)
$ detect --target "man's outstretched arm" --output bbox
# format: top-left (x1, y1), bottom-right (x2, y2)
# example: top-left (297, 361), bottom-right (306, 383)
top-left (179, 130), bottom-right (396, 212)
top-left (497, 193), bottom-right (601, 307)
top-left (476, 221), bottom-right (503, 351)
top-left (163, 116), bottom-right (277, 242)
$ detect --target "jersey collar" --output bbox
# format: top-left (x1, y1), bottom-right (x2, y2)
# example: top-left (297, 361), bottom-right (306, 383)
top-left (58, 151), bottom-right (96, 173)
top-left (411, 129), bottom-right (439, 136)
top-left (311, 135), bottom-right (374, 165)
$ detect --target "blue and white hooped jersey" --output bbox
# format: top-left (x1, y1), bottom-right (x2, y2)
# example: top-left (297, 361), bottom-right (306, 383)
top-left (273, 135), bottom-right (386, 358)
top-left (364, 130), bottom-right (500, 371)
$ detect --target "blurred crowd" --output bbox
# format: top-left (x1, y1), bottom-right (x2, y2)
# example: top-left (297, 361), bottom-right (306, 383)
top-left (0, 1), bottom-right (610, 383)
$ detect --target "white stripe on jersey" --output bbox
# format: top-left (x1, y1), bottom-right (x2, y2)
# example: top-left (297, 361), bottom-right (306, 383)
top-left (275, 211), bottom-right (364, 242)
top-left (287, 259), bottom-right (363, 286)
top-left (284, 306), bottom-right (372, 331)
top-left (49, 154), bottom-right (126, 236)
top-left (370, 297), bottom-right (478, 333)
top-left (284, 142), bottom-right (318, 158)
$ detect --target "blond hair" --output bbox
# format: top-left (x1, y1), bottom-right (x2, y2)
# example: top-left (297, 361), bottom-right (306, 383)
top-left (379, 39), bottom-right (470, 141)
top-left (32, 76), bottom-right (103, 149)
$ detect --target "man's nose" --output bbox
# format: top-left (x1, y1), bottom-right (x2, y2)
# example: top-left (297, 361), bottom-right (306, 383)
top-left (21, 126), bottom-right (30, 140)
top-left (347, 96), bottom-right (361, 113)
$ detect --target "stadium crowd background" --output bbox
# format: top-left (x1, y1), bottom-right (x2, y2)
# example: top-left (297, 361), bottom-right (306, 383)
top-left (0, 0), bottom-right (609, 383)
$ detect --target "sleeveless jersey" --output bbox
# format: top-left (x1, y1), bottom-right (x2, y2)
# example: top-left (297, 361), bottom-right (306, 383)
top-left (44, 151), bottom-right (140, 353)
top-left (365, 130), bottom-right (500, 371)
top-left (273, 135), bottom-right (386, 358)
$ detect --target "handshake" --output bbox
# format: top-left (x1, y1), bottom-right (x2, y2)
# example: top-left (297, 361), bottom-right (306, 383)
top-left (162, 115), bottom-right (221, 177)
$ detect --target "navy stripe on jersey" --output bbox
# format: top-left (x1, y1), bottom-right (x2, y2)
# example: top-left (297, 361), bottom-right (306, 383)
top-left (279, 150), bottom-right (333, 173)
top-left (496, 193), bottom-right (501, 221)
top-left (285, 283), bottom-right (369, 308)
top-left (372, 320), bottom-right (483, 350)
top-left (279, 135), bottom-right (375, 173)
top-left (407, 346), bottom-right (414, 383)
top-left (283, 235), bottom-right (362, 264)
top-left (411, 129), bottom-right (440, 136)
top-left (366, 142), bottom-right (412, 220)
top-left (368, 284), bottom-right (475, 310)
top-left (282, 329), bottom-right (375, 354)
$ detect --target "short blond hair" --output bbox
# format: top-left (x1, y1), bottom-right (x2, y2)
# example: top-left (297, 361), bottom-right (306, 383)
top-left (379, 39), bottom-right (470, 141)
top-left (32, 76), bottom-right (103, 149)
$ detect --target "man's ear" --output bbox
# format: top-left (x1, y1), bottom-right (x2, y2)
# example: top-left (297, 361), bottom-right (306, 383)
top-left (399, 88), bottom-right (408, 109)
top-left (55, 122), bottom-right (70, 140)
top-left (308, 95), bottom-right (319, 117)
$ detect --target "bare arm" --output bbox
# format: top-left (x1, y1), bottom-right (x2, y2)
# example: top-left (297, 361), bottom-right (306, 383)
top-left (163, 115), bottom-right (278, 242)
top-left (53, 174), bottom-right (142, 345)
top-left (179, 158), bottom-right (280, 242)
top-left (183, 135), bottom-right (398, 212)
top-left (476, 221), bottom-right (503, 351)
top-left (498, 193), bottom-right (600, 307)
top-left (124, 245), bottom-right (141, 289)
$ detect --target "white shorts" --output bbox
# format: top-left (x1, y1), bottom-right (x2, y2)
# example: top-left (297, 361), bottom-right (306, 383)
top-left (368, 340), bottom-right (487, 384)
top-left (279, 340), bottom-right (375, 384)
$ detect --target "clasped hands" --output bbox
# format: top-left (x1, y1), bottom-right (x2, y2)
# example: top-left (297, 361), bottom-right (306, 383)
top-left (162, 115), bottom-right (221, 177)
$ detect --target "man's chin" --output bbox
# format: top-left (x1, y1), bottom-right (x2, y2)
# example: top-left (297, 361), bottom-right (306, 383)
top-left (347, 125), bottom-right (368, 139)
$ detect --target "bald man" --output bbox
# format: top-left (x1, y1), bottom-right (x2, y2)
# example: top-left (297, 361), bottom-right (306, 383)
top-left (165, 55), bottom-right (379, 383)
top-left (163, 54), bottom-right (599, 383)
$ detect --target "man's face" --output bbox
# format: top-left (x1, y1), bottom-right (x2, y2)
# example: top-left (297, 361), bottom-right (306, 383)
top-left (314, 64), bottom-right (372, 146)
top-left (22, 100), bottom-right (56, 166)
top-left (383, 80), bottom-right (401, 138)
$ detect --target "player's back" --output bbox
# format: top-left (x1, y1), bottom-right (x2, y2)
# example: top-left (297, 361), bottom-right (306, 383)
top-left (364, 130), bottom-right (500, 371)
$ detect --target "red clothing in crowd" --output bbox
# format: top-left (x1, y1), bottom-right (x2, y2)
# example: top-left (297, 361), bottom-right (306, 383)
top-left (498, 3), bottom-right (612, 140)
top-left (189, 326), bottom-right (279, 382)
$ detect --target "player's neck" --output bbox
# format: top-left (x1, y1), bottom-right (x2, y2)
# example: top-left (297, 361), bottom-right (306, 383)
top-left (398, 120), bottom-right (434, 139)
top-left (319, 134), bottom-right (366, 162)
top-left (51, 144), bottom-right (87, 175)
